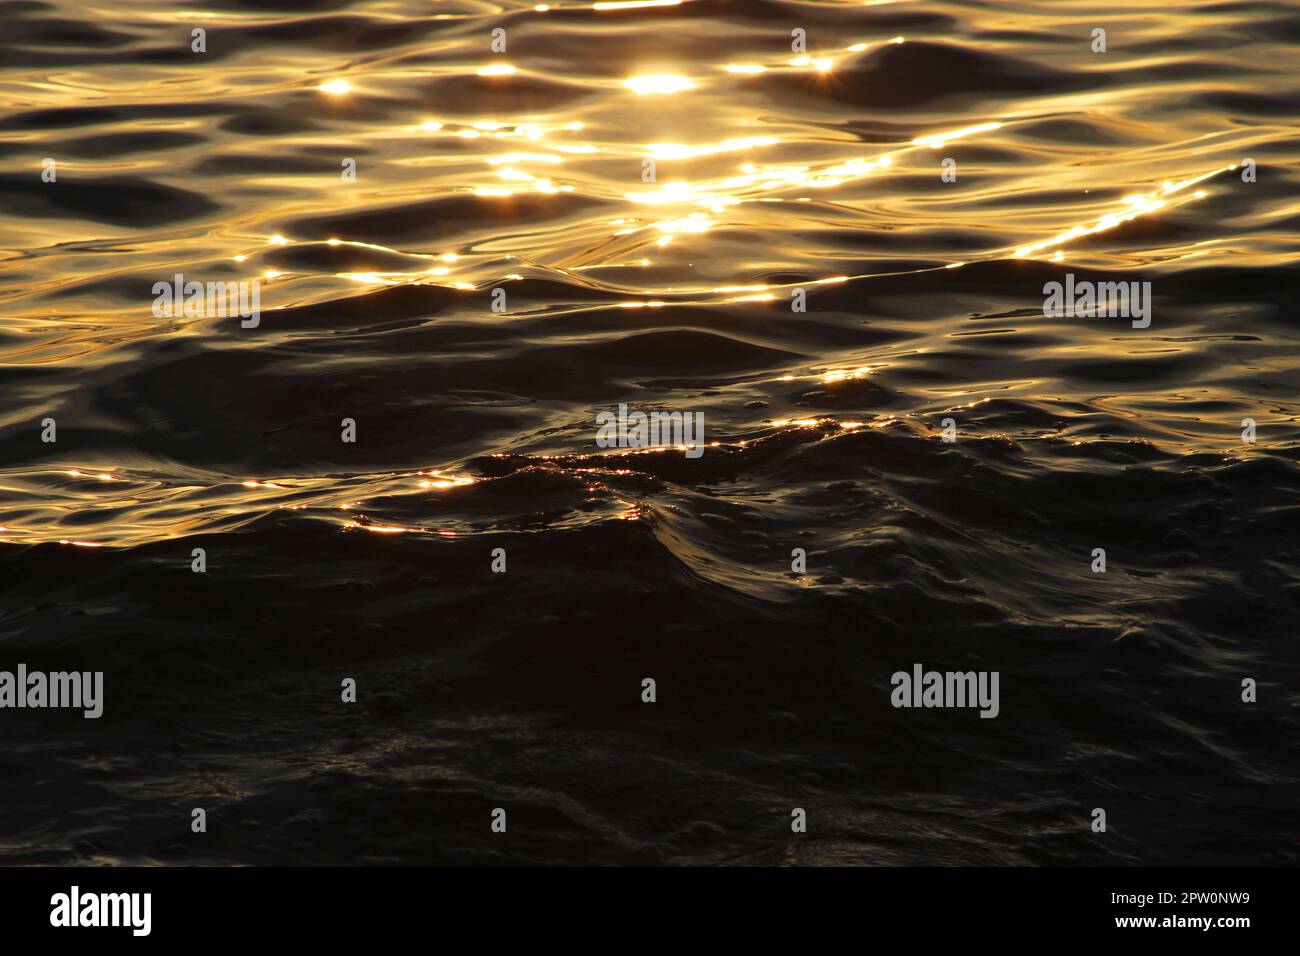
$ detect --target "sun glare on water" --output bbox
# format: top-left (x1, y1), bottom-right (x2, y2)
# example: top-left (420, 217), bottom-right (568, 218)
top-left (623, 74), bottom-right (695, 95)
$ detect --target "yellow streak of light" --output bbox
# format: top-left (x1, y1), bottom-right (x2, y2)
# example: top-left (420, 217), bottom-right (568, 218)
top-left (595, 0), bottom-right (680, 8)
top-left (824, 368), bottom-right (871, 382)
top-left (656, 213), bottom-right (712, 234)
top-left (623, 74), bottom-right (695, 95)
top-left (1012, 166), bottom-right (1224, 259)
top-left (912, 121), bottom-right (1003, 149)
top-left (487, 152), bottom-right (563, 165)
top-left (647, 136), bottom-right (778, 159)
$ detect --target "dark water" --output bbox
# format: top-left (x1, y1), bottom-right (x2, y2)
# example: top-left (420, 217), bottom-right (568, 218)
top-left (1, 0), bottom-right (1297, 865)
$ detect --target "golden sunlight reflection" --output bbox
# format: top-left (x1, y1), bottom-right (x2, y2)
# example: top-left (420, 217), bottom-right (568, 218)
top-left (595, 0), bottom-right (681, 9)
top-left (647, 137), bottom-right (778, 159)
top-left (622, 154), bottom-right (893, 211)
top-left (623, 74), bottom-right (695, 95)
top-left (1, 458), bottom-right (486, 548)
top-left (610, 116), bottom-right (1011, 240)
top-left (41, 7), bottom-right (1261, 374)
top-left (912, 122), bottom-right (1003, 149)
top-left (487, 152), bottom-right (563, 165)
top-left (1012, 166), bottom-right (1226, 259)
top-left (655, 213), bottom-right (712, 235)
top-left (823, 368), bottom-right (873, 382)
top-left (418, 475), bottom-right (475, 490)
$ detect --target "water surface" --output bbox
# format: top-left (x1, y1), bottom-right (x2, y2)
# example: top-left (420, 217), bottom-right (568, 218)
top-left (0, 0), bottom-right (1297, 865)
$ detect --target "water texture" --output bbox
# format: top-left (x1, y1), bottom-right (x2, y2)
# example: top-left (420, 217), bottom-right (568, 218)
top-left (0, 0), bottom-right (1297, 865)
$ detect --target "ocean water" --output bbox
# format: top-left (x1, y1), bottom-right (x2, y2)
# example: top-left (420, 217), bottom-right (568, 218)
top-left (0, 0), bottom-right (1297, 865)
